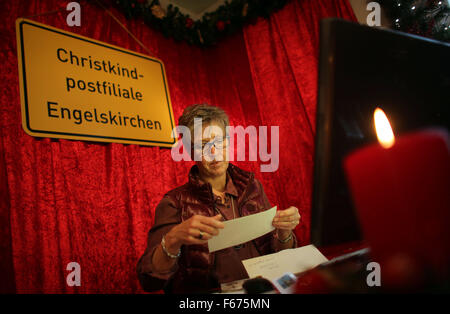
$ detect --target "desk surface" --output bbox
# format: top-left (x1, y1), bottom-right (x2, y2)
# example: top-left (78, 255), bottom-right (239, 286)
top-left (318, 241), bottom-right (368, 260)
top-left (218, 241), bottom-right (369, 294)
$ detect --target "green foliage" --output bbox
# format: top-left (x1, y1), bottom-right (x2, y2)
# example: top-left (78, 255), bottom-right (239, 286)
top-left (95, 0), bottom-right (288, 47)
top-left (94, 0), bottom-right (449, 46)
top-left (381, 0), bottom-right (450, 42)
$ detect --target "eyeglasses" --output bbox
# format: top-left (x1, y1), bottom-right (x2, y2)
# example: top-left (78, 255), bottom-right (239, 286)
top-left (192, 136), bottom-right (230, 151)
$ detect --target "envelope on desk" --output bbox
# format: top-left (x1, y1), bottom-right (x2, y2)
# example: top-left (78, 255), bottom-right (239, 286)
top-left (242, 244), bottom-right (329, 281)
top-left (208, 206), bottom-right (277, 253)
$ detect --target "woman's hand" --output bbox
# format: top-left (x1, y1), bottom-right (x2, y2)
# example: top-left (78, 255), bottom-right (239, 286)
top-left (164, 214), bottom-right (224, 254)
top-left (272, 206), bottom-right (301, 239)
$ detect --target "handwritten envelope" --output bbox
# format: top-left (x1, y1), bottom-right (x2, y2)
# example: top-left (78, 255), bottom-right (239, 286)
top-left (242, 244), bottom-right (329, 281)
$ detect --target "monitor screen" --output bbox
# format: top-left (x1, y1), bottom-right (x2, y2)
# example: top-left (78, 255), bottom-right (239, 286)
top-left (311, 18), bottom-right (450, 247)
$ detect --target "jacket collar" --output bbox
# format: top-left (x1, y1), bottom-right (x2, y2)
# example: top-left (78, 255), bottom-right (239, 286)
top-left (188, 163), bottom-right (254, 200)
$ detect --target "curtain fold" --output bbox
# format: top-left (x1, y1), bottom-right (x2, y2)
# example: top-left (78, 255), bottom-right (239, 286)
top-left (243, 0), bottom-right (357, 244)
top-left (0, 0), bottom-right (356, 293)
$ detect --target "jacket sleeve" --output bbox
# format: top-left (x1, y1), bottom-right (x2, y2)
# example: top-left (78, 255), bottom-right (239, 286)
top-left (136, 195), bottom-right (181, 292)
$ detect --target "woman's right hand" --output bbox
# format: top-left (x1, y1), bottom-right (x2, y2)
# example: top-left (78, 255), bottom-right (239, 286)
top-left (164, 214), bottom-right (225, 253)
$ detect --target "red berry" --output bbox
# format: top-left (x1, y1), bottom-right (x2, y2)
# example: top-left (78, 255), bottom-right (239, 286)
top-left (216, 21), bottom-right (225, 31)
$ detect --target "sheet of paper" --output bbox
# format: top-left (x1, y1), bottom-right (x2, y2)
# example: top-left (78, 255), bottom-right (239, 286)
top-left (242, 244), bottom-right (329, 281)
top-left (208, 206), bottom-right (277, 253)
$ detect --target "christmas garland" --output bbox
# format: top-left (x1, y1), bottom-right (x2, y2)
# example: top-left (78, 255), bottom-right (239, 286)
top-left (92, 0), bottom-right (449, 46)
top-left (93, 0), bottom-right (288, 47)
top-left (381, 0), bottom-right (450, 42)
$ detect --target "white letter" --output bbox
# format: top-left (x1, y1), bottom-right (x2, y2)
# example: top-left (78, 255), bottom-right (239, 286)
top-left (202, 125), bottom-right (224, 162)
top-left (226, 126), bottom-right (234, 162)
top-left (171, 126), bottom-right (191, 162)
top-left (259, 126), bottom-right (279, 172)
top-left (366, 262), bottom-right (381, 287)
top-left (366, 2), bottom-right (381, 26)
top-left (193, 118), bottom-right (203, 161)
top-left (66, 262), bottom-right (81, 286)
top-left (230, 125), bottom-right (257, 161)
top-left (66, 2), bottom-right (81, 27)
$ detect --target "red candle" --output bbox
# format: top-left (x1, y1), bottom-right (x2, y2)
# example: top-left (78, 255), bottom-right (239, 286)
top-left (344, 108), bottom-right (450, 285)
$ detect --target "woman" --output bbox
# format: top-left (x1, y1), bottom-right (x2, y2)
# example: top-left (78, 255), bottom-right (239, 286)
top-left (137, 104), bottom-right (301, 293)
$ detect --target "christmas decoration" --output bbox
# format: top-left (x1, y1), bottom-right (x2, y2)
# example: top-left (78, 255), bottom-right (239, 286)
top-left (92, 0), bottom-right (288, 46)
top-left (381, 0), bottom-right (450, 42)
top-left (242, 3), bottom-right (249, 17)
top-left (96, 0), bottom-right (449, 47)
top-left (150, 4), bottom-right (165, 19)
top-left (185, 17), bottom-right (194, 29)
top-left (216, 20), bottom-right (225, 31)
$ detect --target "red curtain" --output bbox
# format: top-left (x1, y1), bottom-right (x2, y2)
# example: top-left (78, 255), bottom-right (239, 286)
top-left (0, 0), bottom-right (356, 293)
top-left (243, 0), bottom-right (357, 252)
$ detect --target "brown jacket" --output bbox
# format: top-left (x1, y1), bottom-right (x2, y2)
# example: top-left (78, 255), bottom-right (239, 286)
top-left (137, 163), bottom-right (294, 293)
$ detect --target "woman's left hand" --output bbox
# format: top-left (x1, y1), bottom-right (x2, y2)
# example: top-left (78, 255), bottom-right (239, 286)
top-left (272, 206), bottom-right (301, 236)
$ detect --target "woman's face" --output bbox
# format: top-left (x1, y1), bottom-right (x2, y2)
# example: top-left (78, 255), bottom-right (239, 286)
top-left (193, 121), bottom-right (229, 179)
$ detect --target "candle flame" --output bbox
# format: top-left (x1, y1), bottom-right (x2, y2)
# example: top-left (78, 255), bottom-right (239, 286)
top-left (374, 108), bottom-right (395, 148)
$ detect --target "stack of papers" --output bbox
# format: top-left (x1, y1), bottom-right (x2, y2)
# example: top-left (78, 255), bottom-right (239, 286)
top-left (206, 205), bottom-right (328, 292)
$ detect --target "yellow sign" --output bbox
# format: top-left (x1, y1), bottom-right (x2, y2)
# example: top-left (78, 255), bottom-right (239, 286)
top-left (16, 18), bottom-right (176, 147)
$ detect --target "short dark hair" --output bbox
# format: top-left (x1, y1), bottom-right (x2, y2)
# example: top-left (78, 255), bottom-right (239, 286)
top-left (178, 104), bottom-right (229, 137)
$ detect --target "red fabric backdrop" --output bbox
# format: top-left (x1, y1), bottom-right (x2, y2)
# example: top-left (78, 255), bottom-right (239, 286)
top-left (0, 0), bottom-right (356, 293)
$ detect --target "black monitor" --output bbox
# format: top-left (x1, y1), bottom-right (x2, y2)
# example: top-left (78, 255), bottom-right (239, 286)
top-left (311, 18), bottom-right (450, 247)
